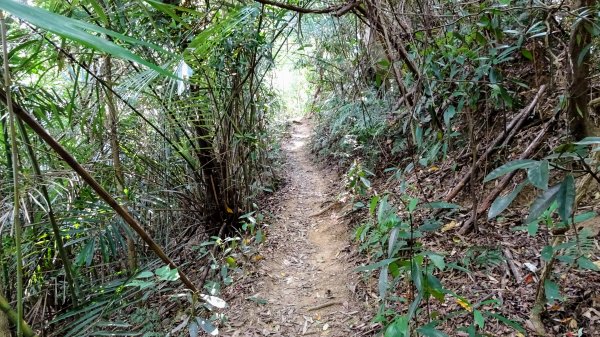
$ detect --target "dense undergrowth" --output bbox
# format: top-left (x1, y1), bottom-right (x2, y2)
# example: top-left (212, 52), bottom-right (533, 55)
top-left (301, 0), bottom-right (600, 336)
top-left (0, 1), bottom-right (292, 336)
top-left (1, 0), bottom-right (600, 336)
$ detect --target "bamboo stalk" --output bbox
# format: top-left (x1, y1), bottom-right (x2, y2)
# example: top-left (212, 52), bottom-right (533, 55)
top-left (0, 87), bottom-right (199, 294)
top-left (17, 119), bottom-right (80, 304)
top-left (1, 11), bottom-right (24, 337)
top-left (0, 293), bottom-right (37, 337)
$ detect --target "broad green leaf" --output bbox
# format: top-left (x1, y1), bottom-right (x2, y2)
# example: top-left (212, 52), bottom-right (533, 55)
top-left (577, 43), bottom-right (591, 66)
top-left (557, 175), bottom-right (575, 223)
top-left (360, 176), bottom-right (371, 188)
top-left (573, 211), bottom-right (597, 223)
top-left (487, 313), bottom-right (525, 333)
top-left (544, 280), bottom-right (562, 303)
top-left (527, 160), bottom-right (549, 190)
top-left (554, 241), bottom-right (576, 251)
top-left (488, 182), bottom-right (525, 219)
top-left (415, 124), bottom-right (423, 147)
top-left (155, 265), bottom-right (180, 281)
top-left (483, 160), bottom-right (538, 182)
top-left (574, 137), bottom-right (600, 145)
top-left (521, 49), bottom-right (533, 60)
top-left (408, 197), bottom-right (419, 212)
top-left (474, 310), bottom-right (485, 329)
top-left (419, 219), bottom-right (442, 232)
top-left (369, 195), bottom-right (380, 215)
top-left (447, 262), bottom-right (471, 274)
top-left (526, 184), bottom-right (561, 224)
top-left (412, 259), bottom-right (423, 292)
top-left (385, 316), bottom-right (409, 337)
top-left (377, 196), bottom-right (391, 225)
top-left (557, 255), bottom-right (575, 263)
top-left (577, 257), bottom-right (600, 271)
top-left (425, 274), bottom-right (445, 302)
top-left (465, 324), bottom-right (476, 336)
top-left (85, 0), bottom-right (109, 26)
top-left (444, 105), bottom-right (456, 127)
top-left (425, 252), bottom-right (446, 271)
top-left (255, 229), bottom-right (264, 244)
top-left (398, 229), bottom-right (423, 239)
top-left (388, 227), bottom-right (399, 258)
top-left (527, 221), bottom-right (539, 236)
top-left (76, 238), bottom-right (95, 266)
top-left (188, 321), bottom-right (199, 337)
top-left (407, 293), bottom-right (423, 320)
top-left (144, 0), bottom-right (195, 26)
top-left (378, 265), bottom-right (388, 300)
top-left (422, 201), bottom-right (461, 209)
top-left (125, 279), bottom-right (155, 290)
top-left (541, 245), bottom-right (554, 261)
top-left (489, 68), bottom-right (501, 84)
top-left (136, 271), bottom-right (154, 279)
top-left (355, 224), bottom-right (367, 241)
top-left (355, 258), bottom-right (399, 272)
top-left (0, 1), bottom-right (176, 78)
top-left (196, 317), bottom-right (218, 336)
top-left (389, 261), bottom-right (400, 278)
top-left (418, 324), bottom-right (449, 337)
top-left (200, 294), bottom-right (227, 309)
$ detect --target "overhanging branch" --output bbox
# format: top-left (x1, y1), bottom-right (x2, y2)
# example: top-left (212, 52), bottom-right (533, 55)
top-left (253, 0), bottom-right (359, 16)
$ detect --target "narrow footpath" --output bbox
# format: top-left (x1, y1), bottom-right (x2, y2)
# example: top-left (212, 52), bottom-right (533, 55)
top-left (224, 120), bottom-right (370, 336)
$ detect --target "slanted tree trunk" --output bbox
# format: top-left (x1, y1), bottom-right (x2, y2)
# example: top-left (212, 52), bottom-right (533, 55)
top-left (0, 289), bottom-right (37, 337)
top-left (0, 283), bottom-right (8, 337)
top-left (566, 0), bottom-right (595, 140)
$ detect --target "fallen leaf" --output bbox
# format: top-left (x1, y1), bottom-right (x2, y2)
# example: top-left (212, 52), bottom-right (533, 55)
top-left (456, 298), bottom-right (472, 312)
top-left (568, 318), bottom-right (578, 329)
top-left (524, 273), bottom-right (534, 284)
top-left (524, 262), bottom-right (538, 272)
top-left (442, 220), bottom-right (459, 232)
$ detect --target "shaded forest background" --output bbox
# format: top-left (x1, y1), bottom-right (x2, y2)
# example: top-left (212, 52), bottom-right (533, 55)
top-left (0, 0), bottom-right (599, 336)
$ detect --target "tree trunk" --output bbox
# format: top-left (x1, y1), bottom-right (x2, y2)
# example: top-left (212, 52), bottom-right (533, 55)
top-left (103, 55), bottom-right (137, 273)
top-left (566, 0), bottom-right (595, 140)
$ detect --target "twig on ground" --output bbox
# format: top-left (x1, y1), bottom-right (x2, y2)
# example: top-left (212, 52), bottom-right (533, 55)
top-left (502, 248), bottom-right (523, 284)
top-left (307, 301), bottom-right (343, 311)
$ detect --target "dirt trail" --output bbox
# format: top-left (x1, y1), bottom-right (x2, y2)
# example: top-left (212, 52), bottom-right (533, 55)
top-left (224, 120), bottom-right (369, 336)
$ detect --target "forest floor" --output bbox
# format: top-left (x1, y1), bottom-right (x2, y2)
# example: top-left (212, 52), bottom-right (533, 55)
top-left (222, 120), bottom-right (373, 336)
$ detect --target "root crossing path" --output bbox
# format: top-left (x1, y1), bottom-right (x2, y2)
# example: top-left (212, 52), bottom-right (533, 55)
top-left (224, 120), bottom-right (370, 336)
